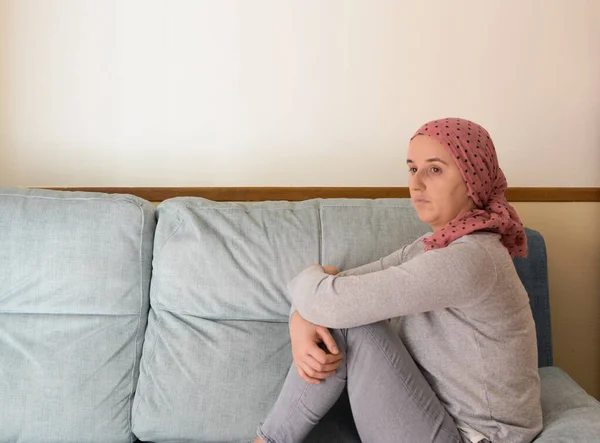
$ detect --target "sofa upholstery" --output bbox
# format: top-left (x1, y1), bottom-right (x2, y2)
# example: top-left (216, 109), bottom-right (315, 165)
top-left (1, 187), bottom-right (599, 443)
top-left (0, 187), bottom-right (155, 443)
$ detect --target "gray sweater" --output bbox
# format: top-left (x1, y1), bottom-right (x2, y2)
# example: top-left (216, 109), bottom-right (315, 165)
top-left (289, 232), bottom-right (543, 443)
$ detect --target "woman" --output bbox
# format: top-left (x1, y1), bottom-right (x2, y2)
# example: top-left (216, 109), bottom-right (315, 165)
top-left (254, 118), bottom-right (543, 443)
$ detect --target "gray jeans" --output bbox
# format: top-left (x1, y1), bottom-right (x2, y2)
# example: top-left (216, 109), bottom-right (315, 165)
top-left (257, 320), bottom-right (466, 443)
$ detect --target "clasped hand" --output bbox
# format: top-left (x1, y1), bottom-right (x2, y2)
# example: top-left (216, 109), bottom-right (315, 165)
top-left (290, 265), bottom-right (343, 384)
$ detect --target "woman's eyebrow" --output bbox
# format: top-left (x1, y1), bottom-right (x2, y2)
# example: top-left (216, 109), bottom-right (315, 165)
top-left (406, 158), bottom-right (449, 165)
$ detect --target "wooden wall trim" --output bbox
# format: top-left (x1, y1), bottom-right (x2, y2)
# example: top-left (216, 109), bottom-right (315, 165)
top-left (42, 187), bottom-right (600, 202)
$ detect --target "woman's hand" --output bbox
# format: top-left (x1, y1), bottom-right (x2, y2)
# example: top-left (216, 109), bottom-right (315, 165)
top-left (321, 265), bottom-right (340, 275)
top-left (290, 311), bottom-right (343, 384)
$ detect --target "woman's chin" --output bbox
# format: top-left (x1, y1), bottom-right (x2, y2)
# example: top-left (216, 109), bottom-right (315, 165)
top-left (415, 213), bottom-right (443, 231)
top-left (414, 208), bottom-right (433, 224)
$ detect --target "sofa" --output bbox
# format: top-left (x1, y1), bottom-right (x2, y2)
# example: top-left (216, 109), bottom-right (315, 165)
top-left (1, 186), bottom-right (599, 443)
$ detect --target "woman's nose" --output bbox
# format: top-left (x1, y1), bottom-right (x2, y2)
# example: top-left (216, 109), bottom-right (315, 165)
top-left (409, 170), bottom-right (425, 191)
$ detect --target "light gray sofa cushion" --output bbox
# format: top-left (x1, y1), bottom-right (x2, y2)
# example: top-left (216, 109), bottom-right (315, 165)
top-left (535, 366), bottom-right (600, 441)
top-left (0, 187), bottom-right (155, 443)
top-left (132, 197), bottom-right (429, 442)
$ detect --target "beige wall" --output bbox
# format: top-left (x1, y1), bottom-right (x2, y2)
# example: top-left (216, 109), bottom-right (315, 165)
top-left (513, 202), bottom-right (600, 399)
top-left (1, 1), bottom-right (599, 187)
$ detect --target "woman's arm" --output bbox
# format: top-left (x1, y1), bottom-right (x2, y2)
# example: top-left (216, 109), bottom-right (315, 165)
top-left (289, 240), bottom-right (496, 329)
top-left (288, 246), bottom-right (407, 318)
top-left (336, 245), bottom-right (407, 277)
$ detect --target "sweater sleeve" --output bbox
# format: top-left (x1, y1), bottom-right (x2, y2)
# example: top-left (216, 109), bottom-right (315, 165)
top-left (288, 246), bottom-right (407, 319)
top-left (337, 246), bottom-right (407, 277)
top-left (289, 239), bottom-right (496, 328)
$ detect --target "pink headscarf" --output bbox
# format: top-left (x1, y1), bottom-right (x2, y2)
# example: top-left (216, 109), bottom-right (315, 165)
top-left (410, 117), bottom-right (527, 258)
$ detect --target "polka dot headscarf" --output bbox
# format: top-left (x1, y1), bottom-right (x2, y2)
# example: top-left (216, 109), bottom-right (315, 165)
top-left (410, 117), bottom-right (527, 258)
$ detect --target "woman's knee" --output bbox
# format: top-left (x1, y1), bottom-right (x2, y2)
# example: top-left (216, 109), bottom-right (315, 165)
top-left (344, 320), bottom-right (407, 355)
top-left (349, 320), bottom-right (395, 338)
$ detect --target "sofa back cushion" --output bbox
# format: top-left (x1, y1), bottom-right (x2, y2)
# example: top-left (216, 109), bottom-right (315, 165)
top-left (0, 187), bottom-right (155, 443)
top-left (132, 197), bottom-right (429, 442)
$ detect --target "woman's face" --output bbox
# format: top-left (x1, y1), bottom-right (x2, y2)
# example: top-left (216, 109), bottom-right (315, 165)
top-left (407, 135), bottom-right (476, 232)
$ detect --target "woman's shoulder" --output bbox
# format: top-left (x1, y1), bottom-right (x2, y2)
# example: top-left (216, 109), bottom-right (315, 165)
top-left (406, 231), bottom-right (504, 254)
top-left (403, 231), bottom-right (503, 267)
top-left (451, 232), bottom-right (517, 279)
top-left (454, 231), bottom-right (507, 256)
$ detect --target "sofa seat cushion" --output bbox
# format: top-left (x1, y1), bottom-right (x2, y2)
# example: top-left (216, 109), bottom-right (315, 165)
top-left (535, 366), bottom-right (600, 441)
top-left (132, 197), bottom-right (428, 442)
top-left (0, 187), bottom-right (155, 443)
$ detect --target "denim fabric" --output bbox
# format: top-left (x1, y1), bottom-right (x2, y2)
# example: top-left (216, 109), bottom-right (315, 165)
top-left (0, 187), bottom-right (155, 443)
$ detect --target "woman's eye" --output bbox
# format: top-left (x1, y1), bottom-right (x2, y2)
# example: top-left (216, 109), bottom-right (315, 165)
top-left (409, 167), bottom-right (417, 174)
top-left (430, 166), bottom-right (441, 173)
